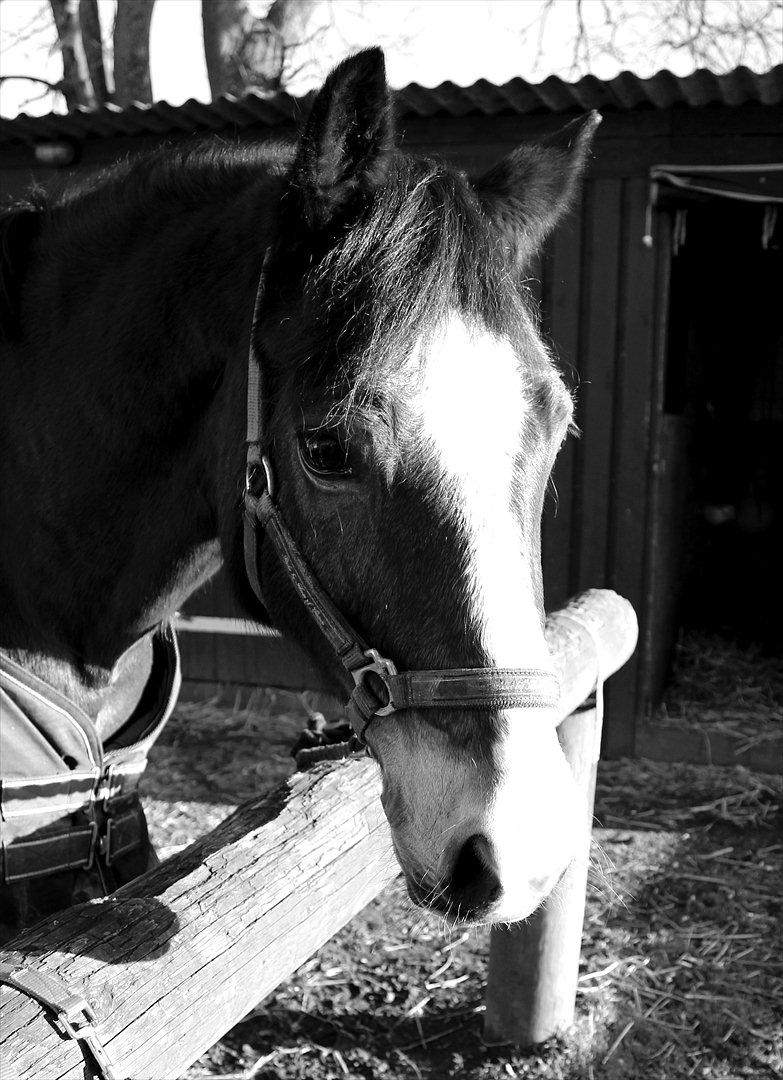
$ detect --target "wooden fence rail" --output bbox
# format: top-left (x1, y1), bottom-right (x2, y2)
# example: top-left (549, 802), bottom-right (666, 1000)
top-left (0, 589), bottom-right (636, 1079)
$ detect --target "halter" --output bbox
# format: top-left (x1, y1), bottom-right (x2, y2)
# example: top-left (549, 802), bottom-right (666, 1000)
top-left (242, 255), bottom-right (560, 744)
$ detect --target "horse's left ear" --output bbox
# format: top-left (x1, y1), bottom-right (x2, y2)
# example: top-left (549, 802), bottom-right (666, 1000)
top-left (289, 47), bottom-right (394, 230)
top-left (474, 111), bottom-right (601, 262)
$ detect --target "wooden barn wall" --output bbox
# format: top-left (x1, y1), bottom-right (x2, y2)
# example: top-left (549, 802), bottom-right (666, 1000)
top-left (2, 104), bottom-right (780, 759)
top-left (539, 176), bottom-right (658, 757)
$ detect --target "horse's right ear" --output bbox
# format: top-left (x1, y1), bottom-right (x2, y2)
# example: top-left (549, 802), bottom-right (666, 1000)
top-left (289, 48), bottom-right (394, 230)
top-left (474, 112), bottom-right (601, 263)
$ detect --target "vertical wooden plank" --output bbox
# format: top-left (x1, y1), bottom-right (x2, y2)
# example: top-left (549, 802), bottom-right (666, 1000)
top-left (182, 568), bottom-right (242, 618)
top-left (571, 179), bottom-right (623, 596)
top-left (214, 627), bottom-right (239, 683)
top-left (602, 181), bottom-right (665, 757)
top-left (643, 415), bottom-right (689, 704)
top-left (636, 209), bottom-right (675, 720)
top-left (541, 196), bottom-right (585, 613)
top-left (177, 629), bottom-right (218, 684)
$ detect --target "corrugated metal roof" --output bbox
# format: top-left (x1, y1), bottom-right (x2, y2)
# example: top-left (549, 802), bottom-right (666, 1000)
top-left (2, 64), bottom-right (781, 146)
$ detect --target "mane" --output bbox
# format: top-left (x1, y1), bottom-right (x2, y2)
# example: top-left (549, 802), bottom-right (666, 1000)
top-left (2, 138), bottom-right (568, 447)
top-left (0, 192), bottom-right (46, 342)
top-left (0, 140), bottom-right (293, 345)
top-left (54, 139), bottom-right (291, 218)
top-left (293, 155), bottom-right (558, 435)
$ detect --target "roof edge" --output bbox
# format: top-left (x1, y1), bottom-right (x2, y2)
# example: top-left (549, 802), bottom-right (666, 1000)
top-left (1, 63), bottom-right (781, 147)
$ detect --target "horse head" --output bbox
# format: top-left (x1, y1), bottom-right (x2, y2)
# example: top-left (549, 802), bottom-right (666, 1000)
top-left (234, 49), bottom-right (599, 924)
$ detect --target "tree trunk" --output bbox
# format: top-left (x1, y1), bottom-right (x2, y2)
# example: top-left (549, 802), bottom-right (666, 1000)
top-left (79, 0), bottom-right (109, 104)
top-left (202, 0), bottom-right (313, 98)
top-left (113, 0), bottom-right (155, 107)
top-left (49, 0), bottom-right (97, 110)
top-left (265, 0), bottom-right (315, 53)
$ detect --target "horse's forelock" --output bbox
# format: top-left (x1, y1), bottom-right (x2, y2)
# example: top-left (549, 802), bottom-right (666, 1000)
top-left (294, 157), bottom-right (537, 451)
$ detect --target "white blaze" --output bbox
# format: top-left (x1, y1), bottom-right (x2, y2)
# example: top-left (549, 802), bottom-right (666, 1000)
top-left (419, 313), bottom-right (549, 667)
top-left (418, 313), bottom-right (578, 922)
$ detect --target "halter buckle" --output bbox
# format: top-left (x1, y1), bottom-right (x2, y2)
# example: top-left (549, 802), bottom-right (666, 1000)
top-left (245, 452), bottom-right (275, 502)
top-left (351, 649), bottom-right (398, 717)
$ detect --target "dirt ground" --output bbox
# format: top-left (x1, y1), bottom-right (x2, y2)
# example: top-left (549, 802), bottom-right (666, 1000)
top-left (141, 663), bottom-right (782, 1080)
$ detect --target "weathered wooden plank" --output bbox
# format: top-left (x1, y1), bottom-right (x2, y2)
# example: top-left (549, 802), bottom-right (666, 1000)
top-left (541, 191), bottom-right (585, 613)
top-left (602, 177), bottom-right (660, 757)
top-left (178, 619), bottom-right (219, 683)
top-left (0, 591), bottom-right (637, 1076)
top-left (177, 617), bottom-right (330, 691)
top-left (642, 414), bottom-right (689, 705)
top-left (634, 204), bottom-right (676, 744)
top-left (0, 761), bottom-right (396, 1080)
top-left (636, 722), bottom-right (783, 775)
top-left (572, 178), bottom-right (623, 597)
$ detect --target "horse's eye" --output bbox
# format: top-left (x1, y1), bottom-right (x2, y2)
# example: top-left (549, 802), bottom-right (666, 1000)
top-left (299, 430), bottom-right (353, 478)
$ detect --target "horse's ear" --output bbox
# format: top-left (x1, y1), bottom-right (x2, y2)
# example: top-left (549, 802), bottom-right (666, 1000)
top-left (289, 47), bottom-right (394, 230)
top-left (474, 111), bottom-right (601, 263)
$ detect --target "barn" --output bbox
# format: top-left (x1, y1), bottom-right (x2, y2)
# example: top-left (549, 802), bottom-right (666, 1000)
top-left (2, 64), bottom-right (781, 768)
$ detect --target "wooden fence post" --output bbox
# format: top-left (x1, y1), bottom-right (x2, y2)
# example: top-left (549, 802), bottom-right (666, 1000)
top-left (483, 590), bottom-right (637, 1046)
top-left (483, 705), bottom-right (600, 1046)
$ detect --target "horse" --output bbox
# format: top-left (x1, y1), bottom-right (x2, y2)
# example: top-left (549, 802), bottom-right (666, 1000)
top-left (0, 48), bottom-right (599, 941)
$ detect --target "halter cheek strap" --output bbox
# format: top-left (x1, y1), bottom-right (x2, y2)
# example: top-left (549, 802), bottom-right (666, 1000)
top-left (244, 477), bottom-right (560, 741)
top-left (242, 254), bottom-right (560, 744)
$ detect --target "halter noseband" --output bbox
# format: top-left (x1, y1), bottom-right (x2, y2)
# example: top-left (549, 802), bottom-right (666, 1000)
top-left (242, 257), bottom-right (560, 744)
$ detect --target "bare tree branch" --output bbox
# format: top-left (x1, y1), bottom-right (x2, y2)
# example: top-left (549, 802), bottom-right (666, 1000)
top-left (0, 3), bottom-right (52, 49)
top-left (573, 0), bottom-right (590, 75)
top-left (524, 0), bottom-right (782, 78)
top-left (0, 74), bottom-right (63, 91)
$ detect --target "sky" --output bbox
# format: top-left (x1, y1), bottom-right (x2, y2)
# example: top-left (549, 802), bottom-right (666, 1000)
top-left (1, 0), bottom-right (781, 118)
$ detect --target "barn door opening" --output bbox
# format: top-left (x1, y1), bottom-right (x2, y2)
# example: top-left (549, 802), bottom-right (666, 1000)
top-left (664, 201), bottom-right (782, 650)
top-left (647, 168), bottom-right (783, 728)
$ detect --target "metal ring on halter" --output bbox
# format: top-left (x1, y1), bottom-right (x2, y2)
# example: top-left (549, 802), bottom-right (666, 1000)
top-left (350, 649), bottom-right (399, 718)
top-left (245, 453), bottom-right (275, 502)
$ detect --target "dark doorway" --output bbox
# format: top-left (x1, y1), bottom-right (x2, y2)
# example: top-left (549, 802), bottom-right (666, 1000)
top-left (665, 201), bottom-right (783, 653)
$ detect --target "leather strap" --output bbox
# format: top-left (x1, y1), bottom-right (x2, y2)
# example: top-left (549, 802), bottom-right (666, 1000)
top-left (1, 824), bottom-right (98, 882)
top-left (249, 489), bottom-right (370, 674)
top-left (383, 668), bottom-right (560, 711)
top-left (0, 963), bottom-right (120, 1079)
top-left (0, 793), bottom-right (146, 883)
top-left (243, 253), bottom-right (560, 745)
top-left (244, 478), bottom-right (560, 741)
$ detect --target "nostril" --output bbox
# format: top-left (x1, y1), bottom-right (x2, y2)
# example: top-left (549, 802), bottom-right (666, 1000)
top-left (447, 833), bottom-right (501, 914)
